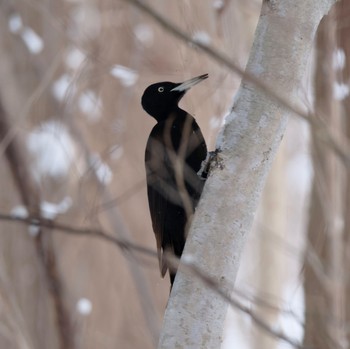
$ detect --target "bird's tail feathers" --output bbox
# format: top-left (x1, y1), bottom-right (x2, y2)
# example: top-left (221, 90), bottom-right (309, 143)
top-left (159, 249), bottom-right (168, 277)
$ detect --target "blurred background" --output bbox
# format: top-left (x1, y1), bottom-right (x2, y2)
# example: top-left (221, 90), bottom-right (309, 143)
top-left (0, 0), bottom-right (349, 348)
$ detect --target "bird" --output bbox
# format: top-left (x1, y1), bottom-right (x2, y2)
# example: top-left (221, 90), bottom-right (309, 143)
top-left (142, 74), bottom-right (208, 287)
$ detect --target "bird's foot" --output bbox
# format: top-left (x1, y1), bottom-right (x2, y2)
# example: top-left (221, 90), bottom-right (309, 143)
top-left (198, 148), bottom-right (223, 179)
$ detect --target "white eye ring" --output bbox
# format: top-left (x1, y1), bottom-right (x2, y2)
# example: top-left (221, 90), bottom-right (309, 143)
top-left (158, 86), bottom-right (164, 92)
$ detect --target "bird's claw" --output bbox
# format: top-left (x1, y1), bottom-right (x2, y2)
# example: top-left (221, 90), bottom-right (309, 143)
top-left (198, 148), bottom-right (223, 179)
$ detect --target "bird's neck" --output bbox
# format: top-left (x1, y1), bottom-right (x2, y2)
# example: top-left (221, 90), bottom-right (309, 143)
top-left (155, 107), bottom-right (187, 123)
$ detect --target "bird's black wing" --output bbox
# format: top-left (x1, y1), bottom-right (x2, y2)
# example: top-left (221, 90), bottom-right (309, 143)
top-left (145, 121), bottom-right (175, 277)
top-left (145, 114), bottom-right (207, 277)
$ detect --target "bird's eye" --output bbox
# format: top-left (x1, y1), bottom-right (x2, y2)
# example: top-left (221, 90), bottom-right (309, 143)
top-left (158, 87), bottom-right (164, 92)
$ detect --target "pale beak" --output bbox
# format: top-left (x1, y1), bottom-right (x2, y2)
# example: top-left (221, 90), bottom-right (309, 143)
top-left (170, 73), bottom-right (208, 92)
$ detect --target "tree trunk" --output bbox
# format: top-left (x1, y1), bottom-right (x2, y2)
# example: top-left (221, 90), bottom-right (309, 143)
top-left (159, 1), bottom-right (337, 348)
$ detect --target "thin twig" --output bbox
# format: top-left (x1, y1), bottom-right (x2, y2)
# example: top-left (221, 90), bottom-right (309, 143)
top-left (0, 213), bottom-right (157, 259)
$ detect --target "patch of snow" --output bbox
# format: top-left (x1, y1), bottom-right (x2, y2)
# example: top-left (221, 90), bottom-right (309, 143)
top-left (28, 224), bottom-right (40, 237)
top-left (11, 206), bottom-right (28, 219)
top-left (21, 27), bottom-right (44, 54)
top-left (40, 197), bottom-right (73, 219)
top-left (76, 298), bottom-right (92, 315)
top-left (110, 65), bottom-right (138, 87)
top-left (333, 48), bottom-right (346, 71)
top-left (70, 4), bottom-right (101, 40)
top-left (212, 0), bottom-right (224, 10)
top-left (134, 24), bottom-right (154, 46)
top-left (52, 74), bottom-right (75, 101)
top-left (192, 31), bottom-right (211, 46)
top-left (8, 14), bottom-right (23, 34)
top-left (65, 47), bottom-right (86, 70)
top-left (27, 121), bottom-right (77, 181)
top-left (333, 82), bottom-right (349, 101)
top-left (78, 90), bottom-right (102, 122)
top-left (89, 153), bottom-right (113, 185)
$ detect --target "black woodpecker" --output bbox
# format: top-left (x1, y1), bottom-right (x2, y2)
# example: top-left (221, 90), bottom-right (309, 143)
top-left (142, 74), bottom-right (208, 286)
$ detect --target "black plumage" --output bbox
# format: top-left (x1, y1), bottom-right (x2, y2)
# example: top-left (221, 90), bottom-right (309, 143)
top-left (142, 74), bottom-right (208, 286)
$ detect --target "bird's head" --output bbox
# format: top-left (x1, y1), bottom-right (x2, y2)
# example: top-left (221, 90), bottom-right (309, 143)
top-left (141, 73), bottom-right (208, 122)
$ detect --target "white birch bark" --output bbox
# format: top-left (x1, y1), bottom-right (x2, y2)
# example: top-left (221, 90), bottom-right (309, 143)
top-left (158, 1), bottom-right (337, 348)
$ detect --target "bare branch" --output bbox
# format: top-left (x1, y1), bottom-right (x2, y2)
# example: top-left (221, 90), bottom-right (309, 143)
top-left (0, 212), bottom-right (157, 259)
